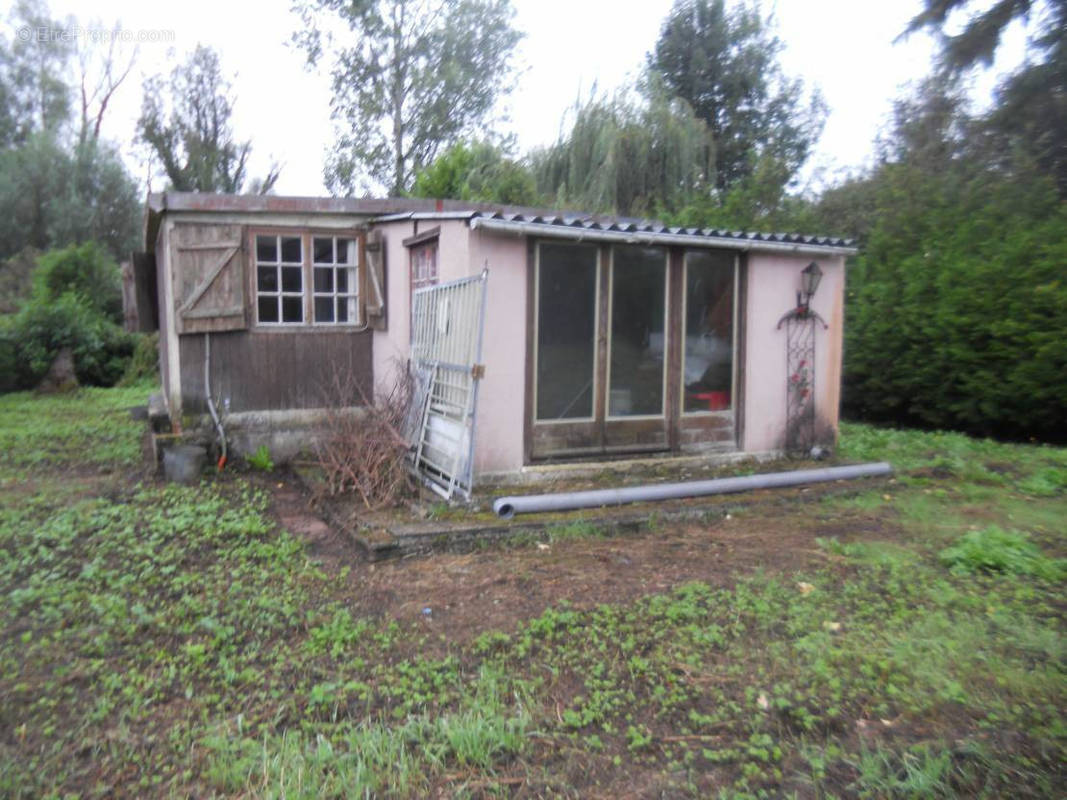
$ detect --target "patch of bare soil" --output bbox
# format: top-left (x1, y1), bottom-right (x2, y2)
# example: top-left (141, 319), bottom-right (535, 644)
top-left (267, 475), bottom-right (904, 648)
top-left (354, 516), bottom-right (811, 641)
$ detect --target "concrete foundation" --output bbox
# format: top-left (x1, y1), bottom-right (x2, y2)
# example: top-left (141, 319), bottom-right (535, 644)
top-left (478, 449), bottom-right (785, 487)
top-left (187, 407), bottom-right (368, 463)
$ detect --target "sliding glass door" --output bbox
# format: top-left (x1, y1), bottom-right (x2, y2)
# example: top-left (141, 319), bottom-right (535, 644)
top-left (531, 241), bottom-right (737, 459)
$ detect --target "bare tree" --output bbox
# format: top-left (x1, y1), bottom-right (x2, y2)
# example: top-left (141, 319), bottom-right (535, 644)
top-left (76, 25), bottom-right (137, 148)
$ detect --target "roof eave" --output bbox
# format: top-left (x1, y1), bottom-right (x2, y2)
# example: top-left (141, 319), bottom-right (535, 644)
top-left (468, 216), bottom-right (859, 257)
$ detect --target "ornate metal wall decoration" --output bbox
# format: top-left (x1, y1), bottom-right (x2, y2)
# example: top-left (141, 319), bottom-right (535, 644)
top-left (777, 307), bottom-right (827, 456)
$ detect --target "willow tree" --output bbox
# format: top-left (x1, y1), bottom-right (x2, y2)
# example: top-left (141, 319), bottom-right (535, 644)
top-left (531, 88), bottom-right (715, 217)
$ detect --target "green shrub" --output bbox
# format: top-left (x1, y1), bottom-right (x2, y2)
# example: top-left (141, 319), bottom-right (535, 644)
top-left (939, 526), bottom-right (1066, 580)
top-left (0, 247), bottom-right (39, 314)
top-left (0, 315), bottom-right (22, 393)
top-left (842, 162), bottom-right (1067, 444)
top-left (9, 293), bottom-right (135, 389)
top-left (411, 141), bottom-right (539, 206)
top-left (1017, 466), bottom-right (1067, 497)
top-left (119, 332), bottom-right (159, 385)
top-left (0, 242), bottom-right (136, 393)
top-left (31, 242), bottom-right (123, 323)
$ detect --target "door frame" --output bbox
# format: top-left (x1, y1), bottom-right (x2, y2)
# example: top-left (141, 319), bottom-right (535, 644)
top-left (601, 243), bottom-right (672, 454)
top-left (524, 239), bottom-right (744, 462)
top-left (675, 249), bottom-right (744, 451)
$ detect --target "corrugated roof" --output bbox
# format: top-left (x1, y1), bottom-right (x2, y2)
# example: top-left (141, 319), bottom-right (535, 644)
top-left (143, 192), bottom-right (856, 255)
top-left (465, 210), bottom-right (854, 250)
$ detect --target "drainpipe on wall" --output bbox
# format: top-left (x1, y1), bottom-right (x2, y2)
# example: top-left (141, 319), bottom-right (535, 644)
top-left (204, 332), bottom-right (227, 469)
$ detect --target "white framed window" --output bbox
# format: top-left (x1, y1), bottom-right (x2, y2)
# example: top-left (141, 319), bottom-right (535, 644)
top-left (256, 234), bottom-right (305, 325)
top-left (411, 242), bottom-right (438, 293)
top-left (253, 231), bottom-right (362, 327)
top-left (312, 236), bottom-right (360, 324)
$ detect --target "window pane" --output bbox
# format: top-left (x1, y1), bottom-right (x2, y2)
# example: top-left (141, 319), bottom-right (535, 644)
top-left (256, 235), bottom-right (277, 262)
top-left (313, 267), bottom-right (333, 293)
top-left (281, 266), bottom-right (302, 292)
top-left (684, 251), bottom-right (734, 413)
top-left (336, 239), bottom-right (350, 265)
top-left (257, 266), bottom-right (278, 292)
top-left (314, 296), bottom-right (334, 322)
top-left (609, 247), bottom-right (667, 416)
top-left (412, 244), bottom-right (437, 287)
top-left (337, 299), bottom-right (348, 322)
top-left (258, 296), bottom-right (278, 323)
top-left (536, 243), bottom-right (597, 420)
top-left (281, 295), bottom-right (303, 322)
top-left (336, 267), bottom-right (348, 292)
top-left (313, 237), bottom-right (333, 264)
top-left (281, 236), bottom-right (302, 263)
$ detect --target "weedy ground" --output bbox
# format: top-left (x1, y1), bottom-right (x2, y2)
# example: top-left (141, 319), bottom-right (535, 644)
top-left (0, 385), bottom-right (1064, 798)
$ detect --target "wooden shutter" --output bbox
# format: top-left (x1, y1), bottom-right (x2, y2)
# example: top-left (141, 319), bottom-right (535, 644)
top-left (364, 229), bottom-right (387, 331)
top-left (127, 252), bottom-right (158, 332)
top-left (170, 223), bottom-right (248, 334)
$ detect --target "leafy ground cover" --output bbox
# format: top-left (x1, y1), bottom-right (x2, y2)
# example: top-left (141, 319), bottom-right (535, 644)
top-left (0, 389), bottom-right (1063, 798)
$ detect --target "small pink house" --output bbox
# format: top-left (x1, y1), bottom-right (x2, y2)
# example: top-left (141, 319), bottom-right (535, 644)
top-left (140, 193), bottom-right (855, 482)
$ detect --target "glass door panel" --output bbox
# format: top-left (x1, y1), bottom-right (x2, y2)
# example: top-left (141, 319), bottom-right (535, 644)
top-left (535, 243), bottom-right (598, 421)
top-left (608, 247), bottom-right (667, 417)
top-left (683, 251), bottom-right (735, 413)
top-left (602, 246), bottom-right (670, 453)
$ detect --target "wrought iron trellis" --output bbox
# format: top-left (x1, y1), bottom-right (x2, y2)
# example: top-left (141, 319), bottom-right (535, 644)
top-left (777, 307), bottom-right (827, 456)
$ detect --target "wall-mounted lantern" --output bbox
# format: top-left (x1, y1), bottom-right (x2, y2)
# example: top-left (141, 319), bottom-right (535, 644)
top-left (779, 261), bottom-right (827, 329)
top-left (799, 261), bottom-right (823, 312)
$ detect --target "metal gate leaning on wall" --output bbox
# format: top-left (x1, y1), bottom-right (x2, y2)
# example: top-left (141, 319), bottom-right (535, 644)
top-left (407, 269), bottom-right (489, 501)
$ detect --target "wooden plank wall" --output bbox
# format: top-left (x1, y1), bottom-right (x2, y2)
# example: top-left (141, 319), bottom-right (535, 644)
top-left (178, 330), bottom-right (373, 416)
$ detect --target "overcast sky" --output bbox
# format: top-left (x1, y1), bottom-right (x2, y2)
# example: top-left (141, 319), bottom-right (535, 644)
top-left (29, 0), bottom-right (1030, 196)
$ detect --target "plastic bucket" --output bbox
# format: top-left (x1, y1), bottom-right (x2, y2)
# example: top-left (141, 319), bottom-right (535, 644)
top-left (162, 444), bottom-right (207, 485)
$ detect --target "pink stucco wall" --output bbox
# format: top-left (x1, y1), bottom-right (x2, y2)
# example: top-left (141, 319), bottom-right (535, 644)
top-left (371, 218), bottom-right (473, 396)
top-left (369, 221), bottom-right (410, 392)
top-left (374, 219), bottom-right (848, 474)
top-left (371, 219), bottom-right (528, 476)
top-left (467, 230), bottom-right (528, 475)
top-left (742, 253), bottom-right (845, 453)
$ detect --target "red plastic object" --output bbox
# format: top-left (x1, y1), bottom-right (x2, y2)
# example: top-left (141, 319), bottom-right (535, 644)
top-left (692, 391), bottom-right (730, 411)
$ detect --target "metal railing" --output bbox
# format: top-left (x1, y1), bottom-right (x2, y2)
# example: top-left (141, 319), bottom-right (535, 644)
top-left (408, 269), bottom-right (488, 501)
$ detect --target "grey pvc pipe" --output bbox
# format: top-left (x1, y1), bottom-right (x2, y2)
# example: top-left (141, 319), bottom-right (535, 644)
top-left (492, 462), bottom-right (892, 519)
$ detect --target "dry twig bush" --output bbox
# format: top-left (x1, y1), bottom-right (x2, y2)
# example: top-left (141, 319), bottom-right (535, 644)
top-left (313, 368), bottom-right (415, 509)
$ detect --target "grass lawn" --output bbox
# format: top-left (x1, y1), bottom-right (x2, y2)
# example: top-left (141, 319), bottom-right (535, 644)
top-left (0, 385), bottom-right (1064, 798)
